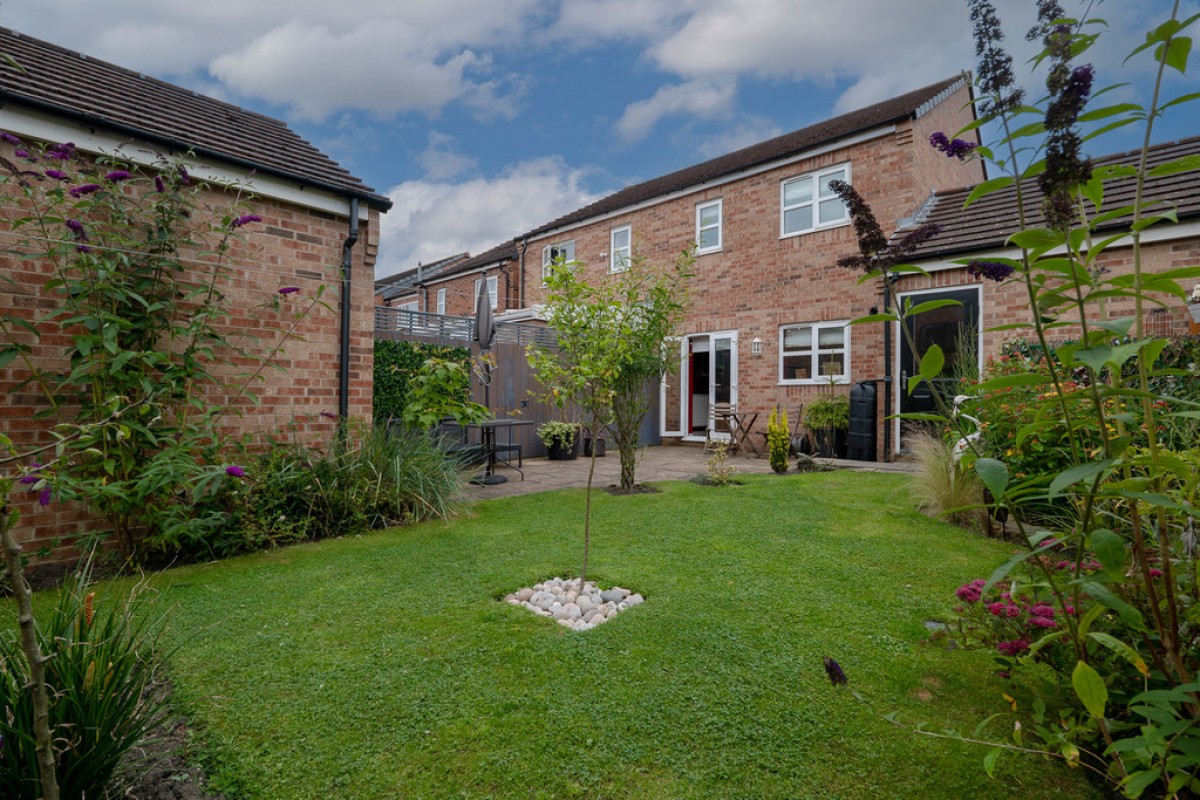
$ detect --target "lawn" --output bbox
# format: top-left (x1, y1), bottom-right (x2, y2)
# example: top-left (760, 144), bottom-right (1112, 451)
top-left (126, 472), bottom-right (1098, 798)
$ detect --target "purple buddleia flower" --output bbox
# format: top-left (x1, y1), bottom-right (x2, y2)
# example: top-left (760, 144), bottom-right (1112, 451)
top-left (44, 169), bottom-right (69, 180)
top-left (177, 165), bottom-right (191, 184)
top-left (823, 656), bottom-right (848, 686)
top-left (18, 462), bottom-right (41, 485)
top-left (929, 132), bottom-right (978, 160)
top-left (967, 260), bottom-right (1015, 282)
top-left (829, 179), bottom-right (941, 274)
top-left (105, 169), bottom-right (132, 182)
top-left (231, 214), bottom-right (262, 228)
top-left (225, 465), bottom-right (246, 478)
top-left (969, 0), bottom-right (1024, 117)
top-left (154, 175), bottom-right (165, 193)
top-left (1, 131), bottom-right (20, 145)
top-left (46, 142), bottom-right (76, 160)
top-left (65, 218), bottom-right (85, 234)
top-left (277, 286), bottom-right (300, 295)
top-left (38, 485), bottom-right (52, 506)
top-left (320, 410), bottom-right (338, 420)
top-left (14, 148), bottom-right (36, 161)
top-left (68, 183), bottom-right (101, 198)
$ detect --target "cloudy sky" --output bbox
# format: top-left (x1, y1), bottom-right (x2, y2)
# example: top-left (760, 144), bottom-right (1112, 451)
top-left (5, 1), bottom-right (1195, 277)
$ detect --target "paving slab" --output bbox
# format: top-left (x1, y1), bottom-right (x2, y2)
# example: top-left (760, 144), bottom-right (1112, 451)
top-left (463, 444), bottom-right (914, 500)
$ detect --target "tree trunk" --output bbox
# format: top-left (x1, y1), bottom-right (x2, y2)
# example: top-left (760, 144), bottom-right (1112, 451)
top-left (580, 434), bottom-right (597, 590)
top-left (1, 503), bottom-right (60, 800)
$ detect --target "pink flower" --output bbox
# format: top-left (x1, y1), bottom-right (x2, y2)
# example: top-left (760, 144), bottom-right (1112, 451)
top-left (225, 465), bottom-right (246, 478)
top-left (997, 639), bottom-right (1030, 657)
top-left (955, 579), bottom-right (987, 603)
top-left (1029, 616), bottom-right (1057, 629)
top-left (1148, 568), bottom-right (1164, 578)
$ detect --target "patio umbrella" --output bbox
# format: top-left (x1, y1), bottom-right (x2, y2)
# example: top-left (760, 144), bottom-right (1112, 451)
top-left (473, 277), bottom-right (496, 410)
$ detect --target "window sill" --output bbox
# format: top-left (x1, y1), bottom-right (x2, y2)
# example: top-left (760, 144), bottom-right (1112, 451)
top-left (695, 247), bottom-right (723, 256)
top-left (779, 377), bottom-right (850, 386)
top-left (778, 219), bottom-right (852, 241)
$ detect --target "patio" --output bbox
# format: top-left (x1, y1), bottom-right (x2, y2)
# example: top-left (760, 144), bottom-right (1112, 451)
top-left (464, 443), bottom-right (915, 499)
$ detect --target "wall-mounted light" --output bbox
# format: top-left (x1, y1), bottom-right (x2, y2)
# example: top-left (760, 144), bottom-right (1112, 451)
top-left (751, 336), bottom-right (763, 357)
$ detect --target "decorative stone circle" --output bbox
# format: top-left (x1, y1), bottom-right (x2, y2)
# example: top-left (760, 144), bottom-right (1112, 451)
top-left (503, 576), bottom-right (644, 632)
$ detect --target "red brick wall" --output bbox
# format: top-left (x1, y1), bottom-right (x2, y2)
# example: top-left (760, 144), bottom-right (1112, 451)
top-left (425, 261), bottom-right (520, 317)
top-left (518, 96), bottom-right (981, 455)
top-left (0, 145), bottom-right (378, 555)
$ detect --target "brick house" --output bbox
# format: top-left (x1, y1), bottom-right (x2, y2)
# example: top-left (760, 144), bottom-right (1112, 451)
top-left (0, 28), bottom-right (391, 553)
top-left (375, 252), bottom-right (470, 309)
top-left (407, 241), bottom-right (525, 319)
top-left (891, 137), bottom-right (1200, 453)
top-left (512, 74), bottom-right (985, 458)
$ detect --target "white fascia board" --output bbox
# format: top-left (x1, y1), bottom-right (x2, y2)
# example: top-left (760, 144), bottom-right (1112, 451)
top-left (905, 219), bottom-right (1200, 274)
top-left (529, 125), bottom-right (896, 242)
top-left (1, 105), bottom-right (367, 220)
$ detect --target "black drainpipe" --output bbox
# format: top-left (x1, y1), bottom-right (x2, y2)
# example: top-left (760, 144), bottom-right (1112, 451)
top-left (339, 198), bottom-right (360, 426)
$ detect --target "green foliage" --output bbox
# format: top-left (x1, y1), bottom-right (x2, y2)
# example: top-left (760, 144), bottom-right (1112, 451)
top-left (373, 340), bottom-right (469, 423)
top-left (535, 420), bottom-right (579, 449)
top-left (923, 5), bottom-right (1200, 794)
top-left (0, 564), bottom-right (169, 800)
top-left (804, 394), bottom-right (850, 431)
top-left (529, 249), bottom-right (692, 490)
top-left (767, 406), bottom-right (790, 473)
top-left (701, 440), bottom-right (740, 486)
top-left (908, 429), bottom-right (984, 528)
top-left (179, 424), bottom-right (465, 559)
top-left (0, 141), bottom-right (327, 557)
top-left (400, 357), bottom-right (489, 429)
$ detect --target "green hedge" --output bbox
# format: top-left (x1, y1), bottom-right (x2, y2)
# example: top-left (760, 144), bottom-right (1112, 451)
top-left (373, 340), bottom-right (470, 423)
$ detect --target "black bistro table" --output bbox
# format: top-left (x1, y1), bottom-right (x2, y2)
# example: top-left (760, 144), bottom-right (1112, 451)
top-left (467, 418), bottom-right (531, 485)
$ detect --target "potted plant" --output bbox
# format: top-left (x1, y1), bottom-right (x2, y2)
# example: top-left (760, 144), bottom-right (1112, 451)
top-left (538, 420), bottom-right (580, 460)
top-left (804, 394), bottom-right (849, 459)
top-left (584, 433), bottom-right (606, 457)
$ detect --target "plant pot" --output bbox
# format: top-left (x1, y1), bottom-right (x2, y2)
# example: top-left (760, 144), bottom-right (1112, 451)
top-left (584, 436), bottom-right (606, 457)
top-left (546, 437), bottom-right (579, 461)
top-left (813, 428), bottom-right (847, 459)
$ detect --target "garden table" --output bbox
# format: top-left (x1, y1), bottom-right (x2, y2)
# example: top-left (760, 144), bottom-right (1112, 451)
top-left (467, 418), bottom-right (531, 484)
top-left (730, 410), bottom-right (760, 458)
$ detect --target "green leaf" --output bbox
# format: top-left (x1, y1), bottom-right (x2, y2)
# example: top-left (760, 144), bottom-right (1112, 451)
top-left (849, 313), bottom-right (898, 325)
top-left (982, 545), bottom-right (1038, 596)
top-left (1148, 154), bottom-right (1200, 177)
top-left (976, 372), bottom-right (1050, 391)
top-left (1080, 582), bottom-right (1145, 629)
top-left (0, 347), bottom-right (17, 370)
top-left (1123, 769), bottom-right (1165, 798)
top-left (1088, 632), bottom-right (1150, 678)
top-left (905, 299), bottom-right (962, 319)
top-left (1048, 459), bottom-right (1119, 499)
top-left (1009, 228), bottom-right (1063, 254)
top-left (1089, 528), bottom-right (1125, 579)
top-left (963, 176), bottom-right (1014, 208)
top-left (975, 458), bottom-right (1009, 501)
top-left (1072, 660), bottom-right (1107, 719)
top-left (917, 344), bottom-right (945, 382)
top-left (982, 748), bottom-right (1000, 779)
top-left (1159, 35), bottom-right (1192, 74)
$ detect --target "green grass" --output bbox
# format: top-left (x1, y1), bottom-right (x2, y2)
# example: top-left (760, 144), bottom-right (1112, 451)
top-left (36, 473), bottom-right (1102, 798)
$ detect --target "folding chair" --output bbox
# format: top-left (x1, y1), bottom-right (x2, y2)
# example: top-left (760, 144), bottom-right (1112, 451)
top-left (703, 402), bottom-right (736, 453)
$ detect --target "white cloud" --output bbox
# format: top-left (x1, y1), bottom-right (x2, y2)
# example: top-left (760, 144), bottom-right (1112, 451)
top-left (377, 157), bottom-right (602, 277)
top-left (616, 79), bottom-right (736, 141)
top-left (417, 132), bottom-right (478, 181)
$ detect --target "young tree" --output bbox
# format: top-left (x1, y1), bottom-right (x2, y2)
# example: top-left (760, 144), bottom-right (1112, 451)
top-left (528, 250), bottom-right (691, 586)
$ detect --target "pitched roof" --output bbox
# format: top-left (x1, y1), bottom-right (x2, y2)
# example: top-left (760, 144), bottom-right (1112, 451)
top-left (903, 137), bottom-right (1200, 259)
top-left (0, 27), bottom-right (390, 210)
top-left (428, 240), bottom-right (520, 283)
top-left (375, 252), bottom-right (470, 299)
top-left (524, 74), bottom-right (970, 239)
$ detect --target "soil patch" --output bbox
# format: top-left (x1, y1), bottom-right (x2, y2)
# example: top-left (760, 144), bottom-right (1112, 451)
top-left (114, 682), bottom-right (225, 800)
top-left (604, 483), bottom-right (661, 496)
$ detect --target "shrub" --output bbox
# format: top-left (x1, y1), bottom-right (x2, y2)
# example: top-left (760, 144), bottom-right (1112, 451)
top-left (907, 430), bottom-right (983, 528)
top-left (0, 565), bottom-right (169, 800)
top-left (804, 394), bottom-right (849, 430)
top-left (767, 406), bottom-right (790, 473)
top-left (373, 340), bottom-right (470, 423)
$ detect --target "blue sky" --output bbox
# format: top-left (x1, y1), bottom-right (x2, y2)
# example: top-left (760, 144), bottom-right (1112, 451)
top-left (6, 1), bottom-right (1196, 278)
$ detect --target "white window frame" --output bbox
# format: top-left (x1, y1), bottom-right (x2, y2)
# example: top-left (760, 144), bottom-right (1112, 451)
top-left (780, 163), bottom-right (851, 239)
top-left (541, 240), bottom-right (576, 284)
top-left (778, 320), bottom-right (850, 385)
top-left (473, 275), bottom-right (499, 310)
top-left (436, 287), bottom-right (446, 315)
top-left (695, 199), bottom-right (723, 255)
top-left (610, 225), bottom-right (632, 273)
top-left (396, 299), bottom-right (419, 312)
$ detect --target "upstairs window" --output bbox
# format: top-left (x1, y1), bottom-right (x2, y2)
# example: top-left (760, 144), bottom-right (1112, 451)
top-left (541, 240), bottom-right (576, 283)
top-left (610, 225), bottom-right (632, 272)
top-left (474, 275), bottom-right (499, 310)
top-left (781, 164), bottom-right (850, 237)
top-left (696, 199), bottom-right (722, 254)
top-left (779, 321), bottom-right (849, 383)
top-left (436, 287), bottom-right (446, 315)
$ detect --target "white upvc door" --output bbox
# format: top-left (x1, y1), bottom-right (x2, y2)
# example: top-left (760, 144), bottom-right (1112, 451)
top-left (662, 330), bottom-right (738, 439)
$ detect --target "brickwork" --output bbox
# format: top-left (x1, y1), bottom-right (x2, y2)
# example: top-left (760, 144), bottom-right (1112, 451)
top-left (518, 91), bottom-right (982, 456)
top-left (0, 144), bottom-right (378, 555)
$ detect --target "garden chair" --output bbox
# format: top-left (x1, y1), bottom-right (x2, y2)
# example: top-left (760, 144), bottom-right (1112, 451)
top-left (703, 403), bottom-right (737, 453)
